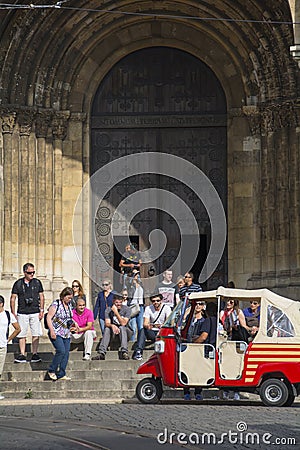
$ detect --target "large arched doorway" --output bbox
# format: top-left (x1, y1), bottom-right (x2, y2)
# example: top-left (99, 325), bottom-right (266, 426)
top-left (91, 47), bottom-right (227, 292)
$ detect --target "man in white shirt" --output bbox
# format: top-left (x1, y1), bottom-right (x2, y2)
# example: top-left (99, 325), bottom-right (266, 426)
top-left (0, 295), bottom-right (20, 399)
top-left (132, 293), bottom-right (171, 360)
top-left (157, 270), bottom-right (176, 309)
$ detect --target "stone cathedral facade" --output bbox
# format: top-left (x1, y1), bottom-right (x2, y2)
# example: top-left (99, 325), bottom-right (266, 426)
top-left (1, 1), bottom-right (300, 304)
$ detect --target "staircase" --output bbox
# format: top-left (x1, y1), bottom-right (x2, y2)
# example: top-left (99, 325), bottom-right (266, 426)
top-left (1, 342), bottom-right (154, 401)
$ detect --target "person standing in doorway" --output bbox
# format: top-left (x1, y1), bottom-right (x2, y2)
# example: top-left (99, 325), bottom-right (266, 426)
top-left (119, 243), bottom-right (142, 288)
top-left (10, 263), bottom-right (45, 363)
top-left (0, 296), bottom-right (20, 399)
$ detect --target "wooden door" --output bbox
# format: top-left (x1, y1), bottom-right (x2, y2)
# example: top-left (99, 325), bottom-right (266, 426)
top-left (91, 47), bottom-right (227, 292)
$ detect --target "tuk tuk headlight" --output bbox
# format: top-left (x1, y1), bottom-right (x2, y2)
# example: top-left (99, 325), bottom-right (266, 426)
top-left (154, 340), bottom-right (165, 354)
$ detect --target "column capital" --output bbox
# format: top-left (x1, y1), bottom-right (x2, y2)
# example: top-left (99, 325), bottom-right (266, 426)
top-left (1, 111), bottom-right (16, 134)
top-left (52, 111), bottom-right (70, 140)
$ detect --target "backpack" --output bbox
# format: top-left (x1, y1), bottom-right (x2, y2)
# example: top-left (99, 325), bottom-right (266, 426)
top-left (44, 300), bottom-right (59, 330)
top-left (5, 310), bottom-right (10, 339)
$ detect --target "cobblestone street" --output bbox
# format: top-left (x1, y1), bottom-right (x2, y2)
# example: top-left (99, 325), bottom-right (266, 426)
top-left (0, 401), bottom-right (299, 449)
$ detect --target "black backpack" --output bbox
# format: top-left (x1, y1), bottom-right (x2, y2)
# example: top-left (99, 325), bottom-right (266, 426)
top-left (44, 300), bottom-right (59, 330)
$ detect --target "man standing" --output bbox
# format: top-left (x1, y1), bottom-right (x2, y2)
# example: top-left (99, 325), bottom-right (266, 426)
top-left (179, 272), bottom-right (202, 300)
top-left (132, 293), bottom-right (171, 361)
top-left (157, 269), bottom-right (176, 309)
top-left (93, 279), bottom-right (114, 334)
top-left (0, 296), bottom-right (20, 399)
top-left (92, 293), bottom-right (133, 360)
top-left (10, 263), bottom-right (45, 363)
top-left (71, 297), bottom-right (97, 361)
top-left (119, 243), bottom-right (142, 288)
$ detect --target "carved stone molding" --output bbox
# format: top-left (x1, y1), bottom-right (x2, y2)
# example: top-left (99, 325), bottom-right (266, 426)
top-left (1, 112), bottom-right (16, 134)
top-left (261, 101), bottom-right (298, 133)
top-left (36, 110), bottom-right (53, 138)
top-left (51, 111), bottom-right (70, 140)
top-left (70, 112), bottom-right (87, 123)
top-left (242, 105), bottom-right (261, 136)
top-left (18, 109), bottom-right (35, 136)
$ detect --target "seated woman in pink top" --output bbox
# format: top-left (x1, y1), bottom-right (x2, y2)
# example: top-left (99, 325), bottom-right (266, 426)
top-left (71, 297), bottom-right (96, 360)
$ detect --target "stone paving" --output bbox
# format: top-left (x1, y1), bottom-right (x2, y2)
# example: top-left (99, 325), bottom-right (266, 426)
top-left (0, 400), bottom-right (299, 449)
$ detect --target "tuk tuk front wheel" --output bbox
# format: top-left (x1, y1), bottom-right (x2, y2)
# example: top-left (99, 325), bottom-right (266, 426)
top-left (136, 377), bottom-right (163, 404)
top-left (259, 378), bottom-right (289, 407)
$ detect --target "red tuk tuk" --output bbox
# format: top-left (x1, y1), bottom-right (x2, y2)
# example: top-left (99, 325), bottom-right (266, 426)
top-left (135, 287), bottom-right (300, 406)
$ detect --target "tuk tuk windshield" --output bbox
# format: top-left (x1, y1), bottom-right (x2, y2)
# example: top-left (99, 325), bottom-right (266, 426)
top-left (163, 299), bottom-right (191, 330)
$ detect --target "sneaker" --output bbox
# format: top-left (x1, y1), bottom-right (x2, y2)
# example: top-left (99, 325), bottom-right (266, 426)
top-left (48, 372), bottom-right (57, 381)
top-left (132, 351), bottom-right (143, 361)
top-left (14, 354), bottom-right (27, 363)
top-left (58, 375), bottom-right (71, 381)
top-left (184, 393), bottom-right (191, 401)
top-left (83, 353), bottom-right (91, 361)
top-left (195, 394), bottom-right (203, 401)
top-left (233, 392), bottom-right (240, 401)
top-left (223, 391), bottom-right (229, 400)
top-left (0, 394), bottom-right (5, 400)
top-left (31, 353), bottom-right (42, 363)
top-left (92, 352), bottom-right (105, 360)
top-left (121, 352), bottom-right (129, 360)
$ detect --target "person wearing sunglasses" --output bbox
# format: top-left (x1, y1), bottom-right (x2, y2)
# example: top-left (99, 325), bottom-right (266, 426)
top-left (183, 300), bottom-right (206, 400)
top-left (132, 293), bottom-right (171, 361)
top-left (70, 280), bottom-right (86, 309)
top-left (179, 272), bottom-right (202, 300)
top-left (10, 263), bottom-right (45, 363)
top-left (243, 300), bottom-right (261, 339)
top-left (93, 280), bottom-right (114, 334)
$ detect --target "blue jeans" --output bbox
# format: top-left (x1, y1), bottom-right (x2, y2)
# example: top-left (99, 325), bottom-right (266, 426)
top-left (135, 327), bottom-right (158, 353)
top-left (99, 318), bottom-right (105, 335)
top-left (129, 306), bottom-right (144, 341)
top-left (49, 335), bottom-right (71, 379)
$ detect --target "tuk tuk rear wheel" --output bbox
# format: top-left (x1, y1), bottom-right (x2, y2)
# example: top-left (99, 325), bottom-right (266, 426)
top-left (283, 391), bottom-right (295, 407)
top-left (136, 378), bottom-right (163, 404)
top-left (259, 378), bottom-right (289, 407)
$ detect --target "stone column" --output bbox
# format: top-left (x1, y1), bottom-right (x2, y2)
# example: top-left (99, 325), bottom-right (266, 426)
top-left (18, 109), bottom-right (35, 265)
top-left (1, 112), bottom-right (16, 279)
top-left (35, 110), bottom-right (53, 278)
top-left (51, 112), bottom-right (70, 296)
top-left (260, 107), bottom-right (276, 286)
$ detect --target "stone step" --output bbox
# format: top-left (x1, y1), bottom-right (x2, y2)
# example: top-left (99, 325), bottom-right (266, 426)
top-left (5, 349), bottom-right (153, 362)
top-left (0, 388), bottom-right (137, 400)
top-left (2, 366), bottom-right (143, 381)
top-left (0, 378), bottom-right (143, 392)
top-left (4, 359), bottom-right (145, 372)
top-left (7, 341), bottom-right (154, 353)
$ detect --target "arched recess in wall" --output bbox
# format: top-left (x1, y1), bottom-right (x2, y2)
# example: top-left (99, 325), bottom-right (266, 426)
top-left (90, 46), bottom-right (227, 292)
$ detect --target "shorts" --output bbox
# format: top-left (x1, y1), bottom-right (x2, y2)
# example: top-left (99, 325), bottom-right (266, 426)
top-left (17, 313), bottom-right (43, 338)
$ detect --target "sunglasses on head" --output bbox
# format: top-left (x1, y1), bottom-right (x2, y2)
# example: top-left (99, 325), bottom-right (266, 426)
top-left (26, 271), bottom-right (35, 275)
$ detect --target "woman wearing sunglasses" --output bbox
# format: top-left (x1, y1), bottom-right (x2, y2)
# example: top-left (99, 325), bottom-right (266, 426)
top-left (93, 280), bottom-right (114, 334)
top-left (70, 280), bottom-right (86, 309)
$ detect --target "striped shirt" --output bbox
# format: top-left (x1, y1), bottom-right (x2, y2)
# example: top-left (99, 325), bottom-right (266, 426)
top-left (179, 283), bottom-right (202, 299)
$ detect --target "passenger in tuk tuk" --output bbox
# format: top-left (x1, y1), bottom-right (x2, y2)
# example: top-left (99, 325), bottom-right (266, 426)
top-left (220, 299), bottom-right (248, 342)
top-left (183, 300), bottom-right (206, 400)
top-left (243, 300), bottom-right (260, 340)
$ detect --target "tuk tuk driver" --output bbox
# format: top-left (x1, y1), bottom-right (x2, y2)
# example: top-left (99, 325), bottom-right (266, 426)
top-left (193, 302), bottom-right (217, 347)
